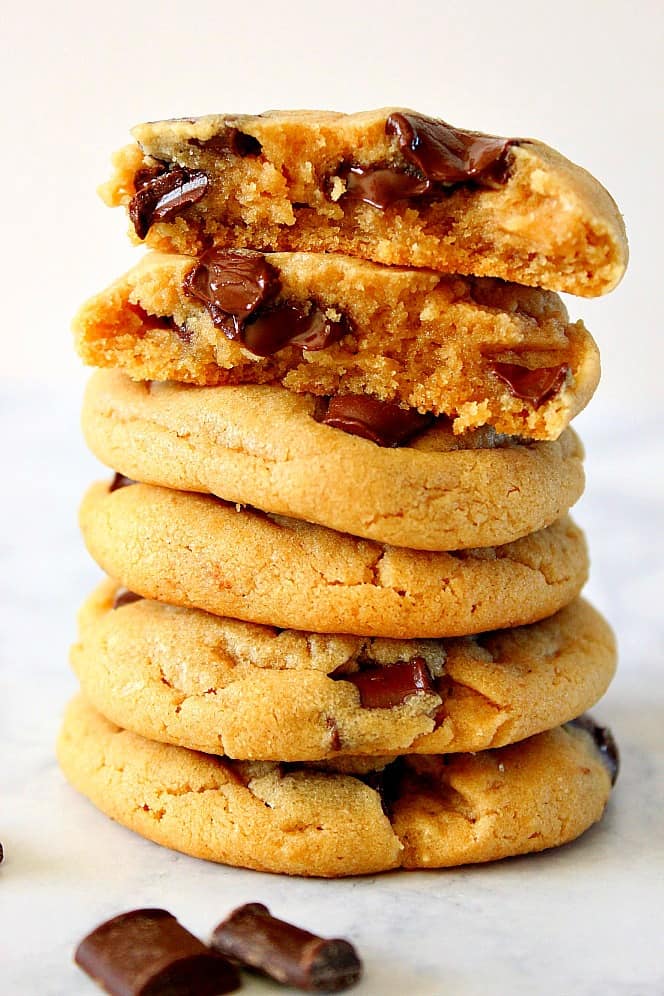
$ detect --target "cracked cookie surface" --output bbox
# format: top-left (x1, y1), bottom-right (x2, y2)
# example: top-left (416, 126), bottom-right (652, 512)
top-left (82, 371), bottom-right (585, 551)
top-left (57, 696), bottom-right (616, 876)
top-left (74, 252), bottom-right (599, 439)
top-left (79, 480), bottom-right (588, 638)
top-left (101, 107), bottom-right (627, 296)
top-left (73, 581), bottom-right (616, 760)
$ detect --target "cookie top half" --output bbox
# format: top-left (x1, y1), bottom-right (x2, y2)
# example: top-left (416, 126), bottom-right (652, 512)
top-left (101, 108), bottom-right (627, 296)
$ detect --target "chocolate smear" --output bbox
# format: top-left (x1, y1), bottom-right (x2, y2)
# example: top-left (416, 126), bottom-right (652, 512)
top-left (75, 908), bottom-right (239, 996)
top-left (336, 657), bottom-right (435, 709)
top-left (319, 395), bottom-right (434, 447)
top-left (386, 112), bottom-right (515, 186)
top-left (492, 362), bottom-right (569, 407)
top-left (211, 902), bottom-right (362, 992)
top-left (129, 166), bottom-right (208, 239)
top-left (570, 714), bottom-right (620, 786)
top-left (112, 589), bottom-right (144, 610)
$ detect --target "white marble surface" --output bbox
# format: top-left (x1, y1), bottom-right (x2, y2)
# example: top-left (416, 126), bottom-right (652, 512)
top-left (1, 385), bottom-right (663, 995)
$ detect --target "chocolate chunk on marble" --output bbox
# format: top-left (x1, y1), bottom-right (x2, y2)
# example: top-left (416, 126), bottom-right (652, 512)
top-left (211, 903), bottom-right (361, 992)
top-left (75, 908), bottom-right (240, 995)
top-left (570, 714), bottom-right (620, 785)
top-left (319, 395), bottom-right (434, 447)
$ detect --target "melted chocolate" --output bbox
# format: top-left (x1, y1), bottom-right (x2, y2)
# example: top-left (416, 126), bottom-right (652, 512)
top-left (109, 473), bottom-right (135, 492)
top-left (386, 112), bottom-right (514, 186)
top-left (75, 909), bottom-right (239, 996)
top-left (112, 589), bottom-right (144, 610)
top-left (184, 249), bottom-right (351, 356)
top-left (492, 362), bottom-right (569, 407)
top-left (318, 395), bottom-right (434, 447)
top-left (211, 903), bottom-right (361, 992)
top-left (570, 714), bottom-right (620, 786)
top-left (337, 111), bottom-right (515, 209)
top-left (129, 166), bottom-right (208, 239)
top-left (336, 657), bottom-right (435, 709)
top-left (190, 128), bottom-right (262, 157)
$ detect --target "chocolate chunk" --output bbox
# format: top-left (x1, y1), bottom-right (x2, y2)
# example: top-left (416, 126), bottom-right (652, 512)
top-left (184, 249), bottom-right (281, 339)
top-left (75, 908), bottom-right (240, 996)
top-left (318, 395), bottom-right (434, 447)
top-left (570, 714), bottom-right (620, 786)
top-left (325, 717), bottom-right (342, 751)
top-left (243, 303), bottom-right (350, 356)
top-left (190, 128), bottom-right (262, 157)
top-left (386, 112), bottom-right (515, 186)
top-left (184, 249), bottom-right (351, 356)
top-left (492, 362), bottom-right (569, 406)
top-left (112, 589), bottom-right (144, 610)
top-left (129, 166), bottom-right (208, 240)
top-left (210, 903), bottom-right (362, 992)
top-left (338, 163), bottom-right (429, 209)
top-left (109, 473), bottom-right (136, 492)
top-left (336, 657), bottom-right (435, 709)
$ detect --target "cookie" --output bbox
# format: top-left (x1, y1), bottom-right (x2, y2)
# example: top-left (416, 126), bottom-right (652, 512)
top-left (82, 371), bottom-right (585, 551)
top-left (100, 108), bottom-right (627, 297)
top-left (73, 580), bottom-right (617, 760)
top-left (74, 251), bottom-right (600, 439)
top-left (79, 480), bottom-right (588, 638)
top-left (57, 696), bottom-right (617, 877)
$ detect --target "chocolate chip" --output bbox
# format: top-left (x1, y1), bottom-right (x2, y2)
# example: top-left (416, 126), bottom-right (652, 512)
top-left (325, 717), bottom-right (342, 751)
top-left (184, 249), bottom-right (351, 356)
top-left (318, 395), bottom-right (435, 447)
top-left (358, 759), bottom-right (404, 816)
top-left (75, 908), bottom-right (240, 996)
top-left (570, 714), bottom-right (620, 786)
top-left (335, 657), bottom-right (435, 709)
top-left (190, 128), bottom-right (262, 157)
top-left (386, 112), bottom-right (515, 186)
top-left (337, 163), bottom-right (429, 209)
top-left (492, 362), bottom-right (569, 406)
top-left (210, 903), bottom-right (362, 992)
top-left (109, 473), bottom-right (136, 492)
top-left (129, 166), bottom-right (208, 239)
top-left (112, 589), bottom-right (144, 610)
top-left (184, 249), bottom-right (281, 339)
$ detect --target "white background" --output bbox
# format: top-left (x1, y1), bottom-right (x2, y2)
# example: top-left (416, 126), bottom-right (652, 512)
top-left (1, 2), bottom-right (663, 994)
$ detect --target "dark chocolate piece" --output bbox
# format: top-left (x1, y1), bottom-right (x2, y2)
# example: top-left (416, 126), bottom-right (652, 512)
top-left (336, 657), bottom-right (435, 709)
top-left (129, 166), bottom-right (208, 240)
top-left (112, 589), bottom-right (144, 610)
top-left (492, 362), bottom-right (569, 407)
top-left (211, 903), bottom-right (361, 992)
top-left (319, 395), bottom-right (434, 447)
top-left (75, 908), bottom-right (240, 996)
top-left (184, 249), bottom-right (351, 356)
top-left (570, 714), bottom-right (620, 786)
top-left (338, 163), bottom-right (429, 209)
top-left (190, 128), bottom-right (262, 157)
top-left (109, 473), bottom-right (136, 492)
top-left (386, 112), bottom-right (514, 186)
top-left (184, 249), bottom-right (280, 340)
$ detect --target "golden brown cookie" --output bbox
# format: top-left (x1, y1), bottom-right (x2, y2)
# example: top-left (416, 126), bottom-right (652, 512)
top-left (81, 371), bottom-right (585, 551)
top-left (101, 108), bottom-right (627, 296)
top-left (79, 480), bottom-right (588, 638)
top-left (57, 696), bottom-right (618, 877)
top-left (73, 580), bottom-right (616, 760)
top-left (74, 251), bottom-right (600, 439)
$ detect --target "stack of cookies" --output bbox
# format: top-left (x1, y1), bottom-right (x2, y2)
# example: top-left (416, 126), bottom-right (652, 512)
top-left (59, 108), bottom-right (626, 877)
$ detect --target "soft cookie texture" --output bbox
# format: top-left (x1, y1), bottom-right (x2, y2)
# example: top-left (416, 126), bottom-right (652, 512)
top-left (101, 108), bottom-right (627, 296)
top-left (81, 371), bottom-right (585, 551)
top-left (74, 251), bottom-right (600, 439)
top-left (79, 481), bottom-right (588, 638)
top-left (73, 581), bottom-right (616, 760)
top-left (57, 696), bottom-right (616, 877)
